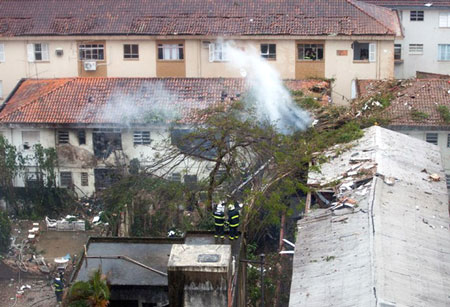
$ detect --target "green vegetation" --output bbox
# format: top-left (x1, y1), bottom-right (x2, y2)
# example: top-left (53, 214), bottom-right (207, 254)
top-left (0, 211), bottom-right (11, 253)
top-left (66, 269), bottom-right (110, 307)
top-left (437, 105), bottom-right (450, 123)
top-left (411, 109), bottom-right (430, 121)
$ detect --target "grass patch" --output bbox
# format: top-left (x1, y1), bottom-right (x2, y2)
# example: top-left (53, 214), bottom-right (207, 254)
top-left (410, 109), bottom-right (429, 121)
top-left (290, 90), bottom-right (304, 97)
top-left (437, 105), bottom-right (450, 123)
top-left (298, 97), bottom-right (321, 109)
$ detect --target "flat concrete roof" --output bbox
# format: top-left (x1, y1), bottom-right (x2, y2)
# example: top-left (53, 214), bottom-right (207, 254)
top-left (168, 244), bottom-right (231, 272)
top-left (290, 126), bottom-right (450, 306)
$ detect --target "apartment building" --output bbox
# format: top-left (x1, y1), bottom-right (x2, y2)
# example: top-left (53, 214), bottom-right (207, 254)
top-left (364, 0), bottom-right (450, 78)
top-left (0, 77), bottom-right (327, 197)
top-left (0, 0), bottom-right (401, 105)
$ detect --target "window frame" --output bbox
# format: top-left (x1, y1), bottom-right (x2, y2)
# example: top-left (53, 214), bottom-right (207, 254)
top-left (133, 131), bottom-right (151, 145)
top-left (410, 10), bottom-right (424, 21)
top-left (408, 44), bottom-right (424, 55)
top-left (157, 43), bottom-right (184, 61)
top-left (57, 130), bottom-right (69, 144)
top-left (394, 44), bottom-right (402, 60)
top-left (78, 130), bottom-right (86, 145)
top-left (446, 174), bottom-right (450, 190)
top-left (438, 44), bottom-right (450, 61)
top-left (27, 43), bottom-right (49, 62)
top-left (123, 44), bottom-right (139, 59)
top-left (439, 12), bottom-right (450, 27)
top-left (0, 43), bottom-right (4, 62)
top-left (81, 172), bottom-right (89, 187)
top-left (209, 42), bottom-right (229, 62)
top-left (426, 132), bottom-right (438, 145)
top-left (352, 42), bottom-right (376, 62)
top-left (60, 171), bottom-right (73, 187)
top-left (260, 44), bottom-right (276, 60)
top-left (79, 44), bottom-right (105, 61)
top-left (297, 43), bottom-right (324, 61)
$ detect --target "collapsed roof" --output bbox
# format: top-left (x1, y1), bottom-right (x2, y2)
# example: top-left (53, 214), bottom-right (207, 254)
top-left (0, 0), bottom-right (401, 37)
top-left (290, 126), bottom-right (450, 306)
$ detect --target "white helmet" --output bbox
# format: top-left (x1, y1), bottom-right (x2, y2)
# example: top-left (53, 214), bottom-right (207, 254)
top-left (228, 204), bottom-right (235, 211)
top-left (216, 203), bottom-right (225, 213)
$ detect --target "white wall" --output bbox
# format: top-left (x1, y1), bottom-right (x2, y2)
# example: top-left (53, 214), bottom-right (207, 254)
top-left (395, 9), bottom-right (450, 78)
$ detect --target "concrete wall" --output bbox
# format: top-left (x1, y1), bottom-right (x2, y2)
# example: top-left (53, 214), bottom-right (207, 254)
top-left (394, 9), bottom-right (450, 78)
top-left (325, 40), bottom-right (394, 105)
top-left (0, 36), bottom-right (394, 105)
top-left (397, 130), bottom-right (450, 175)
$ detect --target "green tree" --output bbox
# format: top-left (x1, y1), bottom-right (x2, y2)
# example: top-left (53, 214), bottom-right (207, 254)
top-left (66, 269), bottom-right (110, 307)
top-left (0, 210), bottom-right (11, 253)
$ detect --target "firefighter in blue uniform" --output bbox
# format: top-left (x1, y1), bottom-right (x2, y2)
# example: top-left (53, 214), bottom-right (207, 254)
top-left (213, 202), bottom-right (225, 241)
top-left (54, 276), bottom-right (64, 304)
top-left (228, 203), bottom-right (240, 240)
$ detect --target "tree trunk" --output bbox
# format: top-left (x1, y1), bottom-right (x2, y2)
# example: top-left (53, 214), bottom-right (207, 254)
top-left (274, 211), bottom-right (286, 307)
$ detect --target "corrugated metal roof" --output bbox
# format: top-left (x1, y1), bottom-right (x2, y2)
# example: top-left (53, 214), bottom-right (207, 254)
top-left (290, 126), bottom-right (450, 306)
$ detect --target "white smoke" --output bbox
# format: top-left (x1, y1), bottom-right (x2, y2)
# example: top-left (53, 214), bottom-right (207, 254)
top-left (225, 42), bottom-right (311, 134)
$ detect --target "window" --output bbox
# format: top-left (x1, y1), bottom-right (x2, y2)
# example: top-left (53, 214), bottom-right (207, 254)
top-left (58, 130), bottom-right (69, 144)
top-left (0, 44), bottom-right (4, 62)
top-left (27, 43), bottom-right (49, 62)
top-left (353, 42), bottom-right (376, 62)
top-left (184, 174), bottom-right (198, 188)
top-left (209, 43), bottom-right (228, 62)
top-left (409, 44), bottom-right (423, 55)
top-left (169, 172), bottom-right (181, 182)
top-left (394, 44), bottom-right (402, 60)
top-left (426, 133), bottom-right (438, 145)
top-left (60, 172), bottom-right (73, 187)
top-left (261, 44), bottom-right (276, 59)
top-left (410, 11), bottom-right (424, 21)
top-left (446, 174), bottom-right (450, 190)
top-left (22, 131), bottom-right (40, 150)
top-left (158, 44), bottom-right (184, 60)
top-left (81, 172), bottom-right (89, 187)
top-left (298, 44), bottom-right (324, 61)
top-left (78, 130), bottom-right (86, 145)
top-left (25, 169), bottom-right (42, 188)
top-left (79, 44), bottom-right (104, 60)
top-left (439, 12), bottom-right (450, 27)
top-left (438, 45), bottom-right (450, 61)
top-left (93, 128), bottom-right (122, 158)
top-left (124, 44), bottom-right (139, 59)
top-left (133, 131), bottom-right (151, 145)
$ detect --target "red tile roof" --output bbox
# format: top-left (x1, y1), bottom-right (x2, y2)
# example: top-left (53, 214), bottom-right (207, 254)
top-left (357, 79), bottom-right (450, 128)
top-left (0, 0), bottom-right (400, 37)
top-left (363, 0), bottom-right (450, 7)
top-left (0, 78), bottom-right (329, 125)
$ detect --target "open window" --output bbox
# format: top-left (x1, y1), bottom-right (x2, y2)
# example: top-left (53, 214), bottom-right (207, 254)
top-left (297, 44), bottom-right (323, 61)
top-left (209, 43), bottom-right (229, 62)
top-left (60, 171), bottom-right (73, 187)
top-left (158, 44), bottom-right (184, 60)
top-left (22, 131), bottom-right (40, 150)
top-left (93, 128), bottom-right (122, 158)
top-left (170, 129), bottom-right (218, 159)
top-left (261, 44), bottom-right (276, 59)
top-left (94, 168), bottom-right (120, 189)
top-left (353, 42), bottom-right (376, 62)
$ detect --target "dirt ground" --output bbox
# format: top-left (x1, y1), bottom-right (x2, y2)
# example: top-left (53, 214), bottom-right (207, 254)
top-left (0, 219), bottom-right (101, 307)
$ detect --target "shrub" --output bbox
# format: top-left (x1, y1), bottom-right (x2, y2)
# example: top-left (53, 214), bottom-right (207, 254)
top-left (0, 210), bottom-right (11, 253)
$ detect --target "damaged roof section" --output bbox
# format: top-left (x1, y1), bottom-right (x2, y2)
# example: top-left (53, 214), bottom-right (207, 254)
top-left (357, 78), bottom-right (450, 129)
top-left (290, 126), bottom-right (450, 307)
top-left (0, 0), bottom-right (401, 37)
top-left (0, 77), bottom-right (329, 126)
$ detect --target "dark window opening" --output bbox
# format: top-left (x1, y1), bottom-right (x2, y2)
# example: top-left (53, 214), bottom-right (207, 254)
top-left (124, 44), bottom-right (139, 59)
top-left (446, 174), bottom-right (450, 190)
top-left (410, 10), bottom-right (424, 21)
top-left (170, 172), bottom-right (181, 182)
top-left (133, 131), bottom-right (151, 145)
top-left (94, 168), bottom-right (121, 190)
top-left (426, 133), bottom-right (438, 145)
top-left (297, 44), bottom-right (324, 61)
top-left (25, 171), bottom-right (42, 188)
top-left (394, 44), bottom-right (402, 60)
top-left (60, 172), bottom-right (72, 187)
top-left (58, 130), bottom-right (69, 144)
top-left (81, 172), bottom-right (89, 186)
top-left (93, 128), bottom-right (122, 158)
top-left (170, 129), bottom-right (218, 159)
top-left (78, 130), bottom-right (86, 145)
top-left (184, 174), bottom-right (198, 189)
top-left (447, 134), bottom-right (450, 148)
top-left (261, 44), bottom-right (276, 59)
top-left (353, 42), bottom-right (369, 61)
